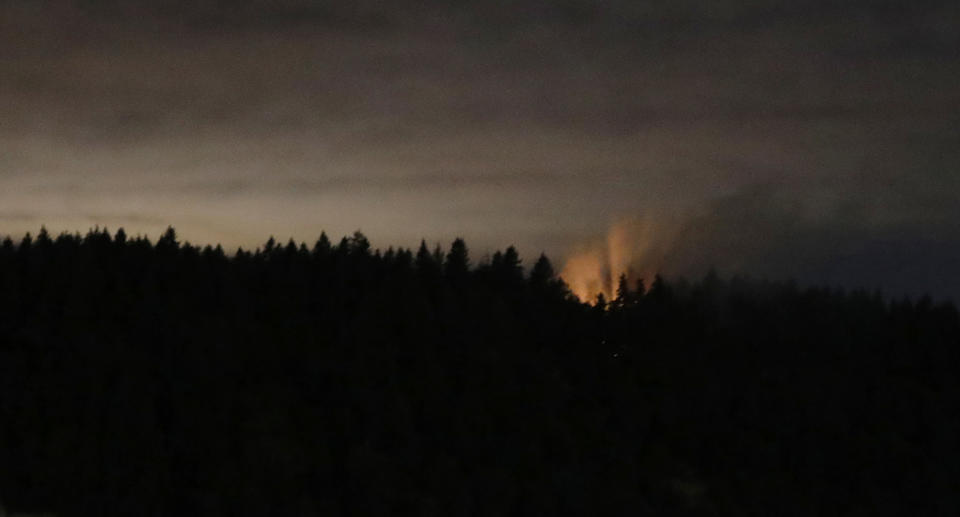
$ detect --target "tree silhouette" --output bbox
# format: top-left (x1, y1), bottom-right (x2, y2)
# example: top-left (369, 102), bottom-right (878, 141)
top-left (415, 239), bottom-right (439, 277)
top-left (443, 238), bottom-right (469, 280)
top-left (349, 230), bottom-right (370, 255)
top-left (157, 226), bottom-right (179, 249)
top-left (529, 253), bottom-right (555, 287)
top-left (0, 226), bottom-right (956, 517)
top-left (613, 273), bottom-right (633, 309)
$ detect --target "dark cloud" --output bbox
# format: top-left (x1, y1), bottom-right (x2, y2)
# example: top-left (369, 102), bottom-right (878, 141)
top-left (0, 0), bottom-right (957, 297)
top-left (661, 183), bottom-right (960, 300)
top-left (0, 211), bottom-right (41, 223)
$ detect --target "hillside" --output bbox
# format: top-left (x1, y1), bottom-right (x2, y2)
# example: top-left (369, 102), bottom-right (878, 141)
top-left (1, 228), bottom-right (958, 516)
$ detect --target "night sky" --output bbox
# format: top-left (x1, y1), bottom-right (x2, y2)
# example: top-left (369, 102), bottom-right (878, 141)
top-left (2, 1), bottom-right (959, 299)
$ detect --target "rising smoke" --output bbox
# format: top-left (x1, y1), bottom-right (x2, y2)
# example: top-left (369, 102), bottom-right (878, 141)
top-left (560, 217), bottom-right (678, 303)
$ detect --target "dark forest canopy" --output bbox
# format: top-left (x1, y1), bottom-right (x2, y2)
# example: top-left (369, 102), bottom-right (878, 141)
top-left (1, 227), bottom-right (959, 516)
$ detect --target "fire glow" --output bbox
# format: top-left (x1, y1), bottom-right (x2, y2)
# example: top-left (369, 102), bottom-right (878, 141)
top-left (560, 218), bottom-right (670, 304)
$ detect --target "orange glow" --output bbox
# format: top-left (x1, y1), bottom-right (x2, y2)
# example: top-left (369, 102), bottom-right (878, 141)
top-left (560, 248), bottom-right (611, 303)
top-left (560, 218), bottom-right (671, 304)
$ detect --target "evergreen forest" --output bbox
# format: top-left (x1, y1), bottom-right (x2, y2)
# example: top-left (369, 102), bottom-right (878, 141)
top-left (1, 227), bottom-right (958, 516)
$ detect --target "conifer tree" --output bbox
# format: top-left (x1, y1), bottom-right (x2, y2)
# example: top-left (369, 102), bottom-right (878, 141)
top-left (313, 232), bottom-right (332, 258)
top-left (416, 240), bottom-right (440, 279)
top-left (529, 254), bottom-right (555, 287)
top-left (444, 238), bottom-right (469, 280)
top-left (614, 274), bottom-right (632, 309)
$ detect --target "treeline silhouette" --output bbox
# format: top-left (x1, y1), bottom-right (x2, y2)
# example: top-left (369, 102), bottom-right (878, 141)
top-left (0, 227), bottom-right (958, 516)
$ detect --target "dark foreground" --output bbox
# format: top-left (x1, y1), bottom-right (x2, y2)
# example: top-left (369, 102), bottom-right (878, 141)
top-left (1, 228), bottom-right (958, 516)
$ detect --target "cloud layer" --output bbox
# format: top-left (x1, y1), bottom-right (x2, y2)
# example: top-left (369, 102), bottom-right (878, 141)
top-left (1, 0), bottom-right (958, 297)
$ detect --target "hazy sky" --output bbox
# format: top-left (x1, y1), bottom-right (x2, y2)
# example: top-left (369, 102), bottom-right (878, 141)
top-left (2, 1), bottom-right (959, 298)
